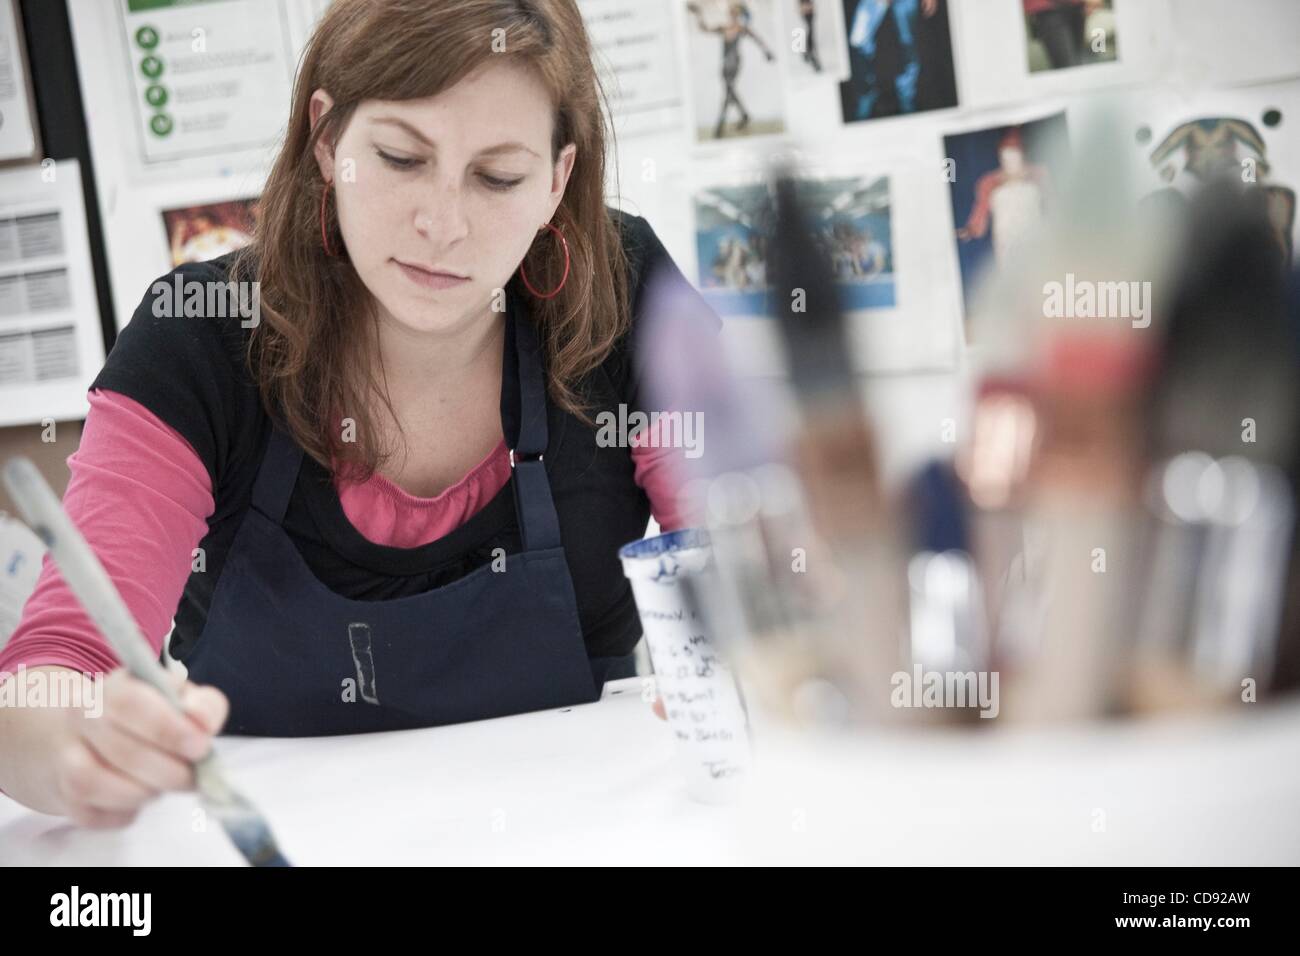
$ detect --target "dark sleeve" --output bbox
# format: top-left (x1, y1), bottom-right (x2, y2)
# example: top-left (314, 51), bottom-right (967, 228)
top-left (610, 211), bottom-right (724, 413)
top-left (90, 260), bottom-right (258, 490)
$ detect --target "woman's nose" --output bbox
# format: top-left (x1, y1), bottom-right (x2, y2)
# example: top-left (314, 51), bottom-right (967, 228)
top-left (414, 185), bottom-right (469, 245)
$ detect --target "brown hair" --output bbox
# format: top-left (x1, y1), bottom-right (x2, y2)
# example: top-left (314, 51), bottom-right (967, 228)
top-left (231, 0), bottom-right (628, 479)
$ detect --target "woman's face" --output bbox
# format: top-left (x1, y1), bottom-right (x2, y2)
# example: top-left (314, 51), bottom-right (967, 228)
top-left (310, 59), bottom-right (576, 337)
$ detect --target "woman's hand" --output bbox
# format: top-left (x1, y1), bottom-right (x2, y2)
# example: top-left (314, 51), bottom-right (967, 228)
top-left (0, 665), bottom-right (228, 828)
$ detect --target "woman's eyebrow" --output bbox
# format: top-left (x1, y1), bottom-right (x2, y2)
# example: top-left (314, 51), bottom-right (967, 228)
top-left (369, 116), bottom-right (539, 158)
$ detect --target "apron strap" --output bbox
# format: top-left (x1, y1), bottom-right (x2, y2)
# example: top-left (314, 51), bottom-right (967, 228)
top-left (250, 423), bottom-right (303, 525)
top-left (509, 298), bottom-right (563, 552)
top-left (248, 294), bottom-right (565, 554)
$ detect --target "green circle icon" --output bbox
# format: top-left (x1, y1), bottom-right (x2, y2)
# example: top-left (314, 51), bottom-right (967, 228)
top-left (135, 26), bottom-right (159, 50)
top-left (145, 84), bottom-right (168, 108)
top-left (149, 113), bottom-right (174, 137)
top-left (140, 56), bottom-right (163, 80)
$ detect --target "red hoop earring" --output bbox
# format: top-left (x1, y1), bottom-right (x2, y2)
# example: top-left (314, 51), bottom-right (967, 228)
top-left (519, 221), bottom-right (570, 299)
top-left (320, 181), bottom-right (339, 257)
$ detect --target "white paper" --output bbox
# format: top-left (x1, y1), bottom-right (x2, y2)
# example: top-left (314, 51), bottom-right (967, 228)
top-left (621, 537), bottom-right (751, 804)
top-left (682, 143), bottom-right (961, 375)
top-left (676, 0), bottom-right (788, 145)
top-left (955, 0), bottom-right (1168, 111)
top-left (0, 160), bottom-right (105, 428)
top-left (580, 0), bottom-right (686, 140)
top-left (0, 0), bottom-right (37, 162)
top-left (117, 0), bottom-right (296, 166)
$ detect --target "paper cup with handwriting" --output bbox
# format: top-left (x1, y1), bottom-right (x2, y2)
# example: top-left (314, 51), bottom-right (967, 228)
top-left (620, 529), bottom-right (751, 804)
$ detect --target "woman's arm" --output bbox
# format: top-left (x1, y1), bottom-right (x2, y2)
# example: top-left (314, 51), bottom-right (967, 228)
top-left (630, 429), bottom-right (692, 532)
top-left (744, 26), bottom-right (776, 59)
top-left (0, 389), bottom-right (216, 676)
top-left (0, 388), bottom-right (227, 823)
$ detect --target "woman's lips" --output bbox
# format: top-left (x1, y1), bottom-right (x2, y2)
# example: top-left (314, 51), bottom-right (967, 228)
top-left (394, 259), bottom-right (470, 290)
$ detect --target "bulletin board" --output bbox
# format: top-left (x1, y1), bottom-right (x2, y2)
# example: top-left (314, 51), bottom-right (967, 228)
top-left (60, 0), bottom-right (1300, 383)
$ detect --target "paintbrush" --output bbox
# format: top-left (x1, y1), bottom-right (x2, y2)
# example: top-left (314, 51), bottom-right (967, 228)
top-left (2, 457), bottom-right (291, 867)
top-left (1130, 179), bottom-right (1299, 712)
top-left (1001, 332), bottom-right (1153, 723)
top-left (763, 159), bottom-right (909, 724)
top-left (953, 376), bottom-right (1038, 672)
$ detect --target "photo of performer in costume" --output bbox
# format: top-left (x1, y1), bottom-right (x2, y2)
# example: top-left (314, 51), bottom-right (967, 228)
top-left (946, 114), bottom-right (1068, 318)
top-left (1023, 0), bottom-right (1118, 73)
top-left (687, 2), bottom-right (777, 139)
top-left (1145, 116), bottom-right (1296, 267)
top-left (957, 128), bottom-right (1052, 267)
top-left (839, 0), bottom-right (957, 122)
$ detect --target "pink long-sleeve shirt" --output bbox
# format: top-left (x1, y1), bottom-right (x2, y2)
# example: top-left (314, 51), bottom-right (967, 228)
top-left (0, 387), bottom-right (689, 680)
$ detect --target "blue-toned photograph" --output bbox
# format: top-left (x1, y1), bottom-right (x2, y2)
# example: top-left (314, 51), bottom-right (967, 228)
top-left (839, 0), bottom-right (958, 123)
top-left (694, 175), bottom-right (895, 316)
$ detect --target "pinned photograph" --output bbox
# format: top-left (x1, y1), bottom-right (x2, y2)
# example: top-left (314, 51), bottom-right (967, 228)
top-left (838, 0), bottom-right (958, 123)
top-left (693, 173), bottom-right (895, 317)
top-left (1139, 109), bottom-right (1296, 268)
top-left (945, 113), bottom-right (1069, 319)
top-left (161, 198), bottom-right (259, 266)
top-left (683, 1), bottom-right (787, 142)
top-left (694, 181), bottom-right (775, 316)
top-left (779, 0), bottom-right (851, 84)
top-left (800, 173), bottom-right (896, 309)
top-left (1023, 0), bottom-right (1118, 74)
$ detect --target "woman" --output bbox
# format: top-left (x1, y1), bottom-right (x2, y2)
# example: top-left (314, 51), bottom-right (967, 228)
top-left (687, 2), bottom-right (776, 138)
top-left (0, 0), bottom-right (717, 827)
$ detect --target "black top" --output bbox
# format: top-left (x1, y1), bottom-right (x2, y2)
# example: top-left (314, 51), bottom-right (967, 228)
top-left (91, 209), bottom-right (720, 661)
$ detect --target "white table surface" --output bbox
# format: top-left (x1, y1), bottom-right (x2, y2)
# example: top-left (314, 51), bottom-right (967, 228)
top-left (3, 678), bottom-right (1299, 866)
top-left (0, 677), bottom-right (737, 866)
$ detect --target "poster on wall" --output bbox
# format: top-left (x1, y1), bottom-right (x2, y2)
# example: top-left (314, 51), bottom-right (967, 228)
top-left (944, 111), bottom-right (1070, 329)
top-left (581, 0), bottom-right (686, 139)
top-left (778, 0), bottom-right (851, 85)
top-left (681, 0), bottom-right (787, 143)
top-left (838, 0), bottom-right (959, 124)
top-left (693, 171), bottom-right (896, 317)
top-left (118, 0), bottom-right (297, 165)
top-left (162, 198), bottom-right (260, 266)
top-left (0, 0), bottom-right (39, 163)
top-left (687, 147), bottom-right (960, 373)
top-left (1022, 0), bottom-right (1118, 74)
top-left (1131, 79), bottom-right (1300, 273)
top-left (956, 0), bottom-right (1161, 110)
top-left (0, 161), bottom-right (105, 428)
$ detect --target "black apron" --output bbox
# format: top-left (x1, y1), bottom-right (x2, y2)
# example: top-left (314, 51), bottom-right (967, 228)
top-left (182, 305), bottom-right (615, 736)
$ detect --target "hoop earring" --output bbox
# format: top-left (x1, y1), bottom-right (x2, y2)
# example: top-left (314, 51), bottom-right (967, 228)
top-left (519, 221), bottom-right (570, 299)
top-left (320, 181), bottom-right (340, 257)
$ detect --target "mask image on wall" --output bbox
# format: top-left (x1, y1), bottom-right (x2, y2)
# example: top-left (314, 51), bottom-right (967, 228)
top-left (1144, 115), bottom-right (1296, 266)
